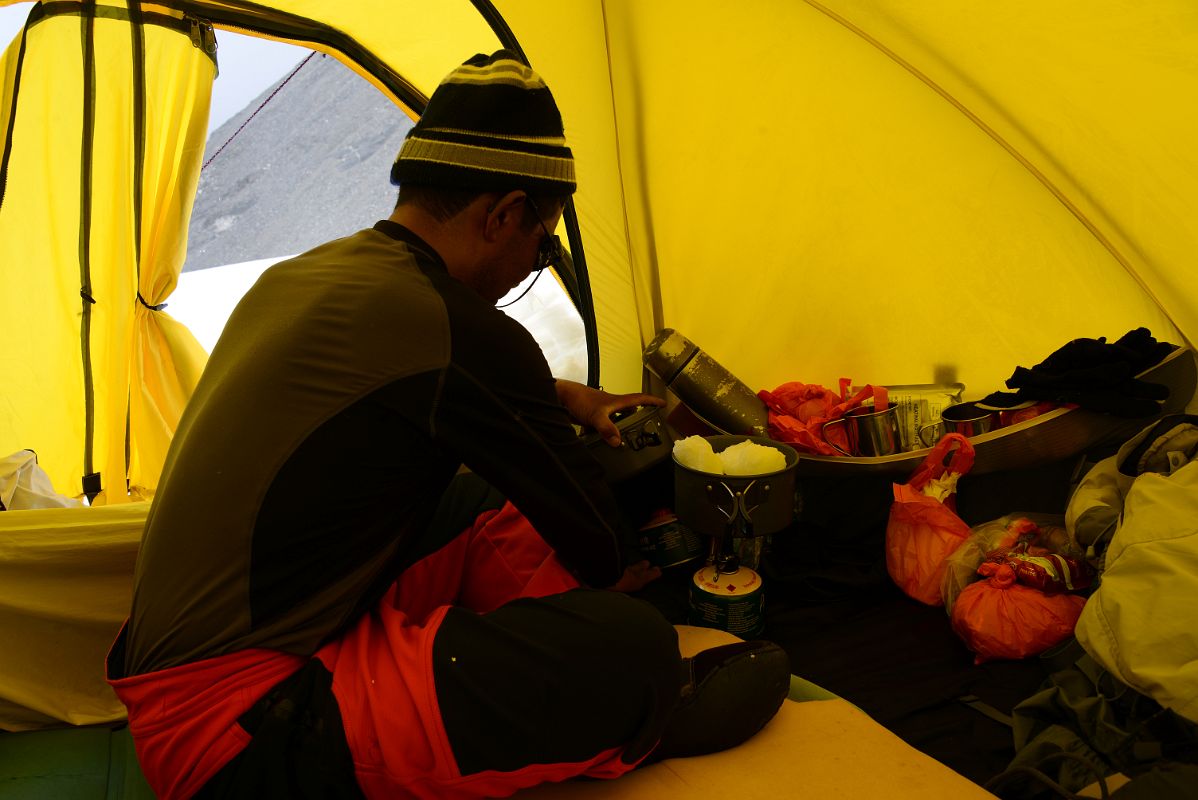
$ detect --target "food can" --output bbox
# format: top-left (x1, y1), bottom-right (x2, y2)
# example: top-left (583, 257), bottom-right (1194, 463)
top-left (636, 510), bottom-right (706, 568)
top-left (688, 565), bottom-right (765, 638)
top-left (995, 400), bottom-right (1057, 427)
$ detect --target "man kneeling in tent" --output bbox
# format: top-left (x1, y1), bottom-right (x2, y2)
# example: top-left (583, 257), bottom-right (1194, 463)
top-left (105, 51), bottom-right (790, 799)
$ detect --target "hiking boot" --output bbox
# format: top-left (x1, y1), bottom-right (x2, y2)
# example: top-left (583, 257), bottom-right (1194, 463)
top-left (646, 639), bottom-right (790, 762)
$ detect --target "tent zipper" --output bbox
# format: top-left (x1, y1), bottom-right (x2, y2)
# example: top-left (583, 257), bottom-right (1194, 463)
top-left (186, 15), bottom-right (218, 69)
top-left (78, 1), bottom-right (99, 500)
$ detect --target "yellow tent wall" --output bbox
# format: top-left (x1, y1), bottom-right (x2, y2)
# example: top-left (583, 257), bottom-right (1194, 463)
top-left (2, 0), bottom-right (1196, 496)
top-left (511, 0), bottom-right (1197, 396)
top-left (1, 0), bottom-right (1197, 733)
top-left (0, 3), bottom-right (211, 500)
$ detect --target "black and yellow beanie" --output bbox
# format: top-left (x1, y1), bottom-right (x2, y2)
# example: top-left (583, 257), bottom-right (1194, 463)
top-left (390, 50), bottom-right (576, 195)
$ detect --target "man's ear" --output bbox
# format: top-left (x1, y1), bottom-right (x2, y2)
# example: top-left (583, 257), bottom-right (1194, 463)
top-left (482, 190), bottom-right (528, 242)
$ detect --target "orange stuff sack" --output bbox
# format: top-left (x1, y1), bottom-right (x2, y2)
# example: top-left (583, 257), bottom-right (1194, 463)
top-left (950, 562), bottom-right (1087, 664)
top-left (759, 378), bottom-right (883, 456)
top-left (885, 433), bottom-right (975, 605)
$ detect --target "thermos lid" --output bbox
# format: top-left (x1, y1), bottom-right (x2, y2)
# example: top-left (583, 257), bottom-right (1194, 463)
top-left (642, 328), bottom-right (698, 385)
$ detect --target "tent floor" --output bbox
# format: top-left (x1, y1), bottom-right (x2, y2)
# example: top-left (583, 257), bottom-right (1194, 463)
top-left (0, 722), bottom-right (152, 800)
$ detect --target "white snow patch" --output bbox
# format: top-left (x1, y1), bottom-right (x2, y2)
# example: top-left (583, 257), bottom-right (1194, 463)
top-left (169, 257), bottom-right (588, 383)
top-left (170, 256), bottom-right (287, 353)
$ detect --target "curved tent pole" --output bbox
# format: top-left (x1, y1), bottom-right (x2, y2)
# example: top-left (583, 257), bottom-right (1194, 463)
top-left (468, 0), bottom-right (602, 388)
top-left (166, 1), bottom-right (429, 114)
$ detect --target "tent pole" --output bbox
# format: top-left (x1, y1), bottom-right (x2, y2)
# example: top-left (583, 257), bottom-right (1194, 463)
top-left (468, 0), bottom-right (602, 387)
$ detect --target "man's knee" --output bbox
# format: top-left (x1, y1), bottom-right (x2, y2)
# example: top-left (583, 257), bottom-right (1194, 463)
top-left (479, 588), bottom-right (680, 682)
top-left (433, 590), bottom-right (682, 772)
top-left (570, 590), bottom-right (681, 685)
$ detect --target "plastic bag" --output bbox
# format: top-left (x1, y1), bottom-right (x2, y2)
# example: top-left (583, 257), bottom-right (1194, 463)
top-left (885, 433), bottom-right (975, 605)
top-left (759, 378), bottom-right (884, 456)
top-left (950, 561), bottom-right (1086, 664)
top-left (941, 513), bottom-right (1070, 614)
top-left (0, 449), bottom-right (83, 510)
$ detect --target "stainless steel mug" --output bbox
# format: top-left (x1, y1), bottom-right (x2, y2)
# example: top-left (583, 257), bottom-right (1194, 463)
top-left (821, 404), bottom-right (905, 457)
top-left (918, 401), bottom-right (1001, 446)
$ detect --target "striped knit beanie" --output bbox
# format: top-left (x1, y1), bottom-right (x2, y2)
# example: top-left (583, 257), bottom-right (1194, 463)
top-left (390, 50), bottom-right (576, 195)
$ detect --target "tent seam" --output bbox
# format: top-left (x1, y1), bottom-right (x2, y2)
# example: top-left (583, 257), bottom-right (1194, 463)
top-left (0, 7), bottom-right (30, 212)
top-left (78, 0), bottom-right (98, 496)
top-left (127, 0), bottom-right (147, 487)
top-left (599, 1), bottom-right (662, 393)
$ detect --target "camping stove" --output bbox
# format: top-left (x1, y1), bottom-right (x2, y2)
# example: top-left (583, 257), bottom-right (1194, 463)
top-left (673, 436), bottom-right (798, 638)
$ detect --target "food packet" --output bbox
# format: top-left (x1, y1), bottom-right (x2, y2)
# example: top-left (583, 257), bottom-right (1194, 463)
top-left (941, 513), bottom-right (1078, 613)
top-left (951, 562), bottom-right (1087, 664)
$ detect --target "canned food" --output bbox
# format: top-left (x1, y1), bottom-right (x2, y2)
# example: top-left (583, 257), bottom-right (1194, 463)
top-left (997, 400), bottom-right (1058, 427)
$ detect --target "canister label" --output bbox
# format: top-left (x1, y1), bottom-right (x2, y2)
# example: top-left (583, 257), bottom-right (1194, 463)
top-left (637, 510), bottom-right (706, 568)
top-left (688, 565), bottom-right (765, 638)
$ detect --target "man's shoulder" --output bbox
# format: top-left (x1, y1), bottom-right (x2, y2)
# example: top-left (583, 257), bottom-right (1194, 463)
top-left (272, 225), bottom-right (422, 273)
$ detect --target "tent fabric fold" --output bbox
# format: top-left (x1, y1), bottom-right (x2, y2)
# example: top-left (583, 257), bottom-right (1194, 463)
top-left (0, 3), bottom-right (213, 498)
top-left (127, 18), bottom-right (213, 492)
top-left (0, 502), bottom-right (147, 731)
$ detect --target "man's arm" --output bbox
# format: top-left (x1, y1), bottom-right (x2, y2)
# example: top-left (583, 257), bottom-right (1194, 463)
top-left (554, 379), bottom-right (666, 447)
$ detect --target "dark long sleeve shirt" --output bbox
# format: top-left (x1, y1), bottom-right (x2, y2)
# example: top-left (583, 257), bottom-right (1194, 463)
top-left (125, 221), bottom-right (627, 674)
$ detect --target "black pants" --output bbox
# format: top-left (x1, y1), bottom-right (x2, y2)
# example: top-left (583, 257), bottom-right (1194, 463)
top-left (199, 476), bottom-right (681, 797)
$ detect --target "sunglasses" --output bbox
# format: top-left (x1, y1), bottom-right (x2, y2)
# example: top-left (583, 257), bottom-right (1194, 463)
top-left (525, 198), bottom-right (565, 272)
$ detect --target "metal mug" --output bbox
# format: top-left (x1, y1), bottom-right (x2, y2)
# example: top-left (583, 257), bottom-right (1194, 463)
top-left (918, 401), bottom-right (1001, 446)
top-left (821, 404), bottom-right (905, 457)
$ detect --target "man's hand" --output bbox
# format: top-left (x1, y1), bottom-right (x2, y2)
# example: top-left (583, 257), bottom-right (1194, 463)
top-left (609, 559), bottom-right (662, 593)
top-left (555, 379), bottom-right (666, 447)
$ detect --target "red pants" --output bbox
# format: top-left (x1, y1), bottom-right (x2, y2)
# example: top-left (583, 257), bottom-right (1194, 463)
top-left (111, 502), bottom-right (680, 799)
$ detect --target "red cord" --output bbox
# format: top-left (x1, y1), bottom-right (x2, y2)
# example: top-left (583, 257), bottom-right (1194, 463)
top-left (202, 50), bottom-right (318, 171)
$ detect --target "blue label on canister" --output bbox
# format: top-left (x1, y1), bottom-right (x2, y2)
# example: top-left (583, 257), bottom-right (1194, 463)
top-left (688, 565), bottom-right (765, 638)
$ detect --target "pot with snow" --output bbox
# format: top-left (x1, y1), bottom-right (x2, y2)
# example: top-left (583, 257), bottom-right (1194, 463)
top-left (673, 435), bottom-right (798, 636)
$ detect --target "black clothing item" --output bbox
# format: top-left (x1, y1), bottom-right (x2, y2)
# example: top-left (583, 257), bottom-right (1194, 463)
top-left (434, 590), bottom-right (682, 773)
top-left (193, 660), bottom-right (364, 800)
top-left (980, 328), bottom-right (1176, 417)
top-left (646, 640), bottom-right (791, 763)
top-left (125, 221), bottom-right (629, 674)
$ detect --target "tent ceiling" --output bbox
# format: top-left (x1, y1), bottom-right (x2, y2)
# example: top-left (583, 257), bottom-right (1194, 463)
top-left (2, 0), bottom-right (1195, 495)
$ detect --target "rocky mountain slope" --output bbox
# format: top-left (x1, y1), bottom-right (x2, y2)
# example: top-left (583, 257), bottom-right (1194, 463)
top-left (185, 53), bottom-right (413, 272)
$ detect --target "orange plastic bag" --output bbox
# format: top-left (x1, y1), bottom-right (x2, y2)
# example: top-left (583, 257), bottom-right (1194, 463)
top-left (950, 562), bottom-right (1087, 664)
top-left (885, 432), bottom-right (975, 605)
top-left (759, 378), bottom-right (886, 456)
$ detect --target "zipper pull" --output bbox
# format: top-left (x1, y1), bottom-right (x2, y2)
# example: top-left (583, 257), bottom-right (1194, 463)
top-left (187, 16), bottom-right (219, 73)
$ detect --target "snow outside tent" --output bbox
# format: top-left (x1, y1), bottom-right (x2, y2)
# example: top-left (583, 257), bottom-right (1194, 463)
top-left (1, 0), bottom-right (1197, 794)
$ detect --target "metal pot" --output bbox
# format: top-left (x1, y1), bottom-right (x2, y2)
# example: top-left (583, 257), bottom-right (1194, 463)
top-left (672, 435), bottom-right (799, 538)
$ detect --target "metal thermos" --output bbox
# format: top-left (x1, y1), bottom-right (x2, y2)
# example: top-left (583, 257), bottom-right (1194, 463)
top-left (642, 328), bottom-right (768, 437)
